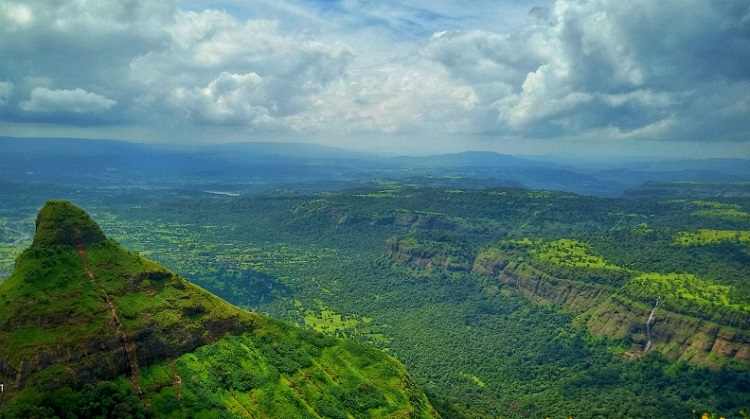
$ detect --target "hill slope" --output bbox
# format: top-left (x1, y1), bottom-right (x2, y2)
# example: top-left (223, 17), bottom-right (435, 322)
top-left (0, 200), bottom-right (438, 418)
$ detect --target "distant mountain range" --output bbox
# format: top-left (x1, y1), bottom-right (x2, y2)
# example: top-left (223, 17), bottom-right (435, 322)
top-left (2, 136), bottom-right (748, 197)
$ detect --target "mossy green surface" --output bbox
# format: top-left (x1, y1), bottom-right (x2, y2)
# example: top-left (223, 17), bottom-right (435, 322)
top-left (674, 229), bottom-right (750, 246)
top-left (32, 200), bottom-right (107, 247)
top-left (0, 201), bottom-right (438, 418)
top-left (131, 324), bottom-right (437, 418)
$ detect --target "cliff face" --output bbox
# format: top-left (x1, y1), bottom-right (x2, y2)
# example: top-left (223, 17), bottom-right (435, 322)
top-left (586, 296), bottom-right (750, 366)
top-left (390, 237), bottom-right (750, 368)
top-left (485, 252), bottom-right (750, 367)
top-left (496, 263), bottom-right (609, 310)
top-left (387, 236), bottom-right (471, 272)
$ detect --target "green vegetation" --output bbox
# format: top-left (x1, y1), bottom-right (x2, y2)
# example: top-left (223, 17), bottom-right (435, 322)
top-left (32, 200), bottom-right (106, 247)
top-left (4, 325), bottom-right (437, 418)
top-left (2, 185), bottom-right (750, 418)
top-left (1, 380), bottom-right (153, 419)
top-left (305, 308), bottom-right (365, 333)
top-left (138, 326), bottom-right (435, 418)
top-left (674, 229), bottom-right (750, 246)
top-left (626, 273), bottom-right (735, 307)
top-left (71, 185), bottom-right (743, 418)
top-left (623, 273), bottom-right (750, 328)
top-left (0, 201), bottom-right (437, 418)
top-left (691, 201), bottom-right (750, 219)
top-left (532, 238), bottom-right (622, 270)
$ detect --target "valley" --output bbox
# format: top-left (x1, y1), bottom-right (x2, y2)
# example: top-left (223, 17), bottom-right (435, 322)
top-left (2, 181), bottom-right (748, 417)
top-left (1, 139), bottom-right (749, 418)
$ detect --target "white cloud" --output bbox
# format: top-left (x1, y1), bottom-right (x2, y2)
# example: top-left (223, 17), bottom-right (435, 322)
top-left (169, 72), bottom-right (273, 125)
top-left (0, 81), bottom-right (13, 105)
top-left (0, 0), bottom-right (748, 155)
top-left (2, 2), bottom-right (34, 31)
top-left (129, 9), bottom-right (354, 126)
top-left (600, 90), bottom-right (673, 109)
top-left (20, 87), bottom-right (116, 113)
top-left (281, 60), bottom-right (484, 136)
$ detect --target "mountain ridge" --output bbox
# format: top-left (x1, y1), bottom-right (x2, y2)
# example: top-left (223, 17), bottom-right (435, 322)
top-left (3, 136), bottom-right (749, 197)
top-left (0, 201), bottom-right (438, 418)
top-left (0, 200), bottom-right (259, 398)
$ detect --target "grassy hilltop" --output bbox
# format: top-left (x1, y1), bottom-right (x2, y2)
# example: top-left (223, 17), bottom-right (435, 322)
top-left (0, 200), bottom-right (438, 418)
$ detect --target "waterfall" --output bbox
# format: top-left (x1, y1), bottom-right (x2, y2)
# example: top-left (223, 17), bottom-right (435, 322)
top-left (643, 296), bottom-right (661, 352)
top-left (252, 294), bottom-right (265, 312)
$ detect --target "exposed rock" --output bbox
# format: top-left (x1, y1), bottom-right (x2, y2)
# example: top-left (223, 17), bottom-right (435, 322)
top-left (586, 296), bottom-right (750, 366)
top-left (389, 240), bottom-right (750, 368)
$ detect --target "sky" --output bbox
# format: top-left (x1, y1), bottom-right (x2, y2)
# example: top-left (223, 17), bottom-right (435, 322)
top-left (1, 0), bottom-right (749, 158)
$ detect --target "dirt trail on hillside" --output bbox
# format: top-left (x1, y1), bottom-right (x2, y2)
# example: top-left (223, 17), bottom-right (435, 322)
top-left (74, 228), bottom-right (142, 392)
top-left (169, 361), bottom-right (185, 418)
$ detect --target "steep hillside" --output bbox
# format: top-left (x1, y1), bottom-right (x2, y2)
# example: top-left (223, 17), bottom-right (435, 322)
top-left (0, 201), bottom-right (438, 418)
top-left (393, 234), bottom-right (750, 368)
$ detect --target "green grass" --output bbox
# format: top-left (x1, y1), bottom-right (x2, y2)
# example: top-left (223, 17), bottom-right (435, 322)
top-left (532, 239), bottom-right (622, 270)
top-left (624, 272), bottom-right (750, 312)
top-left (630, 223), bottom-right (654, 235)
top-left (691, 200), bottom-right (742, 209)
top-left (6, 327), bottom-right (59, 347)
top-left (694, 208), bottom-right (750, 218)
top-left (459, 372), bottom-right (486, 388)
top-left (304, 309), bottom-right (363, 333)
top-left (673, 229), bottom-right (750, 246)
top-left (130, 329), bottom-right (436, 418)
top-left (32, 200), bottom-right (107, 246)
top-left (689, 200), bottom-right (750, 219)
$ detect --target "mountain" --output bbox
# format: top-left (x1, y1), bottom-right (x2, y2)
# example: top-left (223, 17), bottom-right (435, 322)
top-left (3, 137), bottom-right (749, 198)
top-left (0, 201), bottom-right (438, 418)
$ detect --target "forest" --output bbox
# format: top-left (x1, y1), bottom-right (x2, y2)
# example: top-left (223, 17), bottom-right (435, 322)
top-left (2, 177), bottom-right (748, 418)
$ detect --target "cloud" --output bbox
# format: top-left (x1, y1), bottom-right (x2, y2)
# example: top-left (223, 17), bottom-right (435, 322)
top-left (20, 87), bottom-right (116, 113)
top-left (169, 72), bottom-right (273, 125)
top-left (0, 81), bottom-right (13, 105)
top-left (129, 9), bottom-right (354, 127)
top-left (0, 0), bottom-right (748, 155)
top-left (283, 62), bottom-right (481, 135)
top-left (2, 2), bottom-right (33, 31)
top-left (422, 0), bottom-right (750, 141)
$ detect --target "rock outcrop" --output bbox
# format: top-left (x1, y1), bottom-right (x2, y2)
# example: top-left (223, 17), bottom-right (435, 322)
top-left (388, 237), bottom-right (750, 368)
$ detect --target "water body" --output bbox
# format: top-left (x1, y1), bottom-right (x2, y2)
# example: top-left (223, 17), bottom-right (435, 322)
top-left (203, 190), bottom-right (241, 197)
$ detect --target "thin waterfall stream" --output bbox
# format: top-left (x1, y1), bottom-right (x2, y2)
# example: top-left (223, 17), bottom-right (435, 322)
top-left (643, 296), bottom-right (661, 352)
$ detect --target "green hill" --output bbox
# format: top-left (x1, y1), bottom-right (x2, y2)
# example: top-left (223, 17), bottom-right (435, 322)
top-left (0, 200), bottom-right (438, 418)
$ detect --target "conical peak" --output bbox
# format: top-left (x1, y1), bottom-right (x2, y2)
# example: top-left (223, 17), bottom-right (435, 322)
top-left (33, 200), bottom-right (107, 247)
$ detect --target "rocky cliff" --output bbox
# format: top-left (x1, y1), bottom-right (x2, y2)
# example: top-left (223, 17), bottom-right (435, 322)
top-left (389, 236), bottom-right (750, 368)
